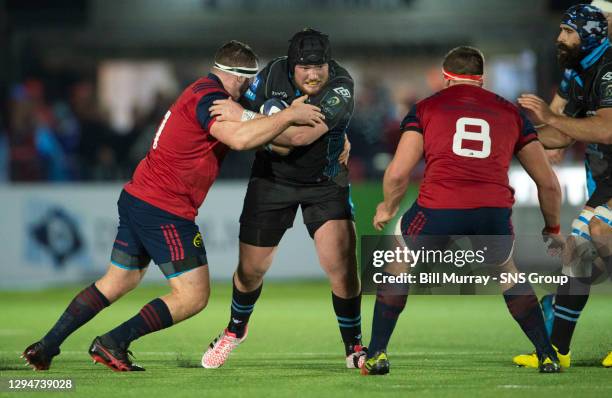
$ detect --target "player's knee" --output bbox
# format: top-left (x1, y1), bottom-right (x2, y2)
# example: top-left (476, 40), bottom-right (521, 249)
top-left (189, 291), bottom-right (209, 313)
top-left (328, 266), bottom-right (360, 296)
top-left (97, 267), bottom-right (142, 301)
top-left (236, 262), bottom-right (267, 285)
top-left (562, 213), bottom-right (598, 278)
top-left (562, 236), bottom-right (595, 278)
top-left (325, 264), bottom-right (353, 283)
top-left (173, 285), bottom-right (209, 314)
top-left (123, 271), bottom-right (143, 290)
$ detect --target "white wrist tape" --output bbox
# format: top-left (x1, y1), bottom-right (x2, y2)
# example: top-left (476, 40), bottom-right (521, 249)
top-left (241, 110), bottom-right (256, 121)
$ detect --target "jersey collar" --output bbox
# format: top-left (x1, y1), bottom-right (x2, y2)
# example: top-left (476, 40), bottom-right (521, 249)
top-left (580, 38), bottom-right (610, 70)
top-left (564, 39), bottom-right (610, 88)
top-left (208, 73), bottom-right (222, 84)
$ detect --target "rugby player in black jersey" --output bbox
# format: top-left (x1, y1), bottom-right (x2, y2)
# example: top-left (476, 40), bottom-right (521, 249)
top-left (514, 3), bottom-right (612, 369)
top-left (201, 29), bottom-right (365, 369)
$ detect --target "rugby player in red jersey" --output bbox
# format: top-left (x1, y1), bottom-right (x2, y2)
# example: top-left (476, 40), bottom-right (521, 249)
top-left (21, 40), bottom-right (324, 372)
top-left (360, 46), bottom-right (564, 375)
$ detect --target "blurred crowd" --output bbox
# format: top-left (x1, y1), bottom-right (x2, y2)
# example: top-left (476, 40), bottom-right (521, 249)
top-left (0, 77), bottom-right (173, 183)
top-left (0, 74), bottom-right (587, 184)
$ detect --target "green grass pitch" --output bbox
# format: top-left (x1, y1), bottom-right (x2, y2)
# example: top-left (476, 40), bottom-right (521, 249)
top-left (1, 281), bottom-right (611, 398)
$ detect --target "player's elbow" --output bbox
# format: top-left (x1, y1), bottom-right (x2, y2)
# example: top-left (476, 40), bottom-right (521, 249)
top-left (386, 167), bottom-right (409, 187)
top-left (545, 138), bottom-right (572, 150)
top-left (536, 177), bottom-right (561, 200)
top-left (228, 136), bottom-right (250, 151)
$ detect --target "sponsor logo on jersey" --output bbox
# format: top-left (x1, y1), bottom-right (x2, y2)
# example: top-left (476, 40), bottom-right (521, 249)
top-left (333, 86), bottom-right (351, 98)
top-left (272, 90), bottom-right (288, 98)
top-left (244, 89), bottom-right (256, 101)
top-left (244, 76), bottom-right (261, 101)
top-left (249, 76), bottom-right (260, 91)
top-left (321, 91), bottom-right (344, 119)
top-left (193, 232), bottom-right (203, 248)
top-left (602, 71), bottom-right (612, 81)
top-left (325, 95), bottom-right (341, 107)
top-left (604, 83), bottom-right (612, 99)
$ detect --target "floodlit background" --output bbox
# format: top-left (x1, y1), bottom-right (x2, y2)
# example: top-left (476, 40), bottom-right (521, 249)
top-left (0, 0), bottom-right (593, 287)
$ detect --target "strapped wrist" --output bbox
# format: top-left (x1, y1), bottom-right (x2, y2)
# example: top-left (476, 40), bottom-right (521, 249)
top-left (241, 110), bottom-right (256, 121)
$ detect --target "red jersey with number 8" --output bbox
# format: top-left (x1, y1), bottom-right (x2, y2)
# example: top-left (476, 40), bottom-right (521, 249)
top-left (124, 74), bottom-right (230, 220)
top-left (401, 84), bottom-right (537, 209)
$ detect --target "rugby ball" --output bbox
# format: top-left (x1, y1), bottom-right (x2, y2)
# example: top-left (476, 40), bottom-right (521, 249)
top-left (260, 98), bottom-right (288, 115)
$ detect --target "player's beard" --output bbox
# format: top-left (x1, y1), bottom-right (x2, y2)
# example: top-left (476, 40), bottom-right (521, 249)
top-left (296, 77), bottom-right (328, 96)
top-left (557, 42), bottom-right (583, 69)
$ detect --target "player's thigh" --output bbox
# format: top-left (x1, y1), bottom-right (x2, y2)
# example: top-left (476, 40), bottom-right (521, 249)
top-left (313, 220), bottom-right (359, 296)
top-left (497, 257), bottom-right (521, 292)
top-left (301, 183), bottom-right (354, 239)
top-left (102, 190), bottom-right (152, 299)
top-left (398, 203), bottom-right (450, 250)
top-left (467, 208), bottom-right (514, 266)
top-left (239, 177), bottom-right (299, 247)
top-left (313, 219), bottom-right (357, 271)
top-left (399, 204), bottom-right (514, 265)
top-left (110, 191), bottom-right (152, 269)
top-left (123, 193), bottom-right (208, 280)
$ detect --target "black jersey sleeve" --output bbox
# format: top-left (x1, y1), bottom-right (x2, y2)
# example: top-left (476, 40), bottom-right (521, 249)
top-left (307, 77), bottom-right (354, 131)
top-left (400, 104), bottom-right (423, 133)
top-left (562, 98), bottom-right (584, 117)
top-left (596, 63), bottom-right (612, 109)
top-left (239, 66), bottom-right (270, 112)
top-left (515, 111), bottom-right (538, 152)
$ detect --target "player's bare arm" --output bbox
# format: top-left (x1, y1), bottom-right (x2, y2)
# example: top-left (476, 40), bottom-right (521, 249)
top-left (271, 123), bottom-right (329, 146)
top-left (339, 135), bottom-right (351, 166)
top-left (519, 93), bottom-right (612, 145)
top-left (273, 128), bottom-right (351, 162)
top-left (210, 96), bottom-right (328, 147)
top-left (537, 125), bottom-right (575, 149)
top-left (268, 125), bottom-right (350, 160)
top-left (209, 97), bottom-right (263, 122)
top-left (373, 131), bottom-right (423, 231)
top-left (515, 140), bottom-right (564, 253)
top-left (549, 92), bottom-right (568, 115)
top-left (210, 96), bottom-right (323, 150)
